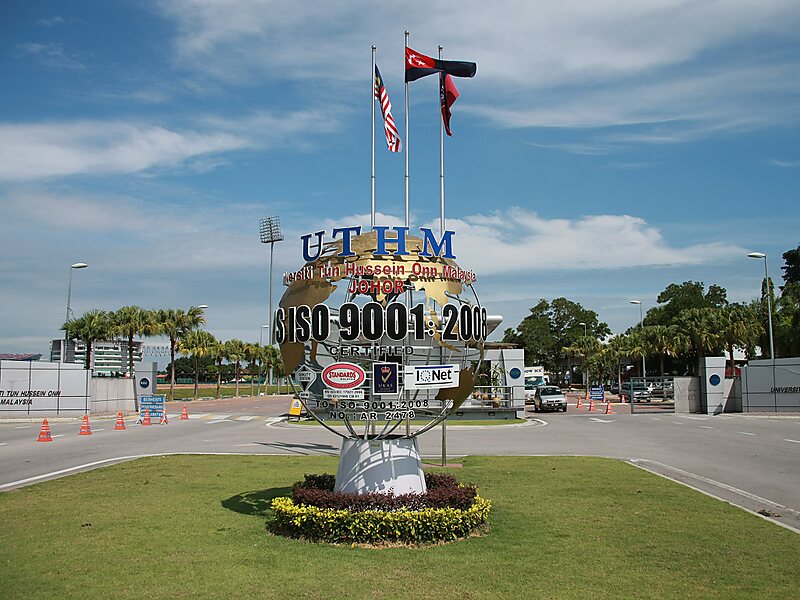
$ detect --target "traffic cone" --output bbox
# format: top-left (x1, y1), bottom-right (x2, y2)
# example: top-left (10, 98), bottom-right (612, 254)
top-left (159, 411), bottom-right (169, 425)
top-left (180, 405), bottom-right (189, 420)
top-left (141, 409), bottom-right (152, 426)
top-left (79, 414), bottom-right (92, 435)
top-left (588, 398), bottom-right (595, 412)
top-left (36, 419), bottom-right (53, 442)
top-left (576, 395), bottom-right (583, 409)
top-left (605, 400), bottom-right (614, 415)
top-left (114, 412), bottom-right (126, 430)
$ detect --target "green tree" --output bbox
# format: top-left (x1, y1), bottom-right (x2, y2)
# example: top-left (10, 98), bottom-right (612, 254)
top-left (110, 306), bottom-right (159, 411)
top-left (606, 334), bottom-right (637, 395)
top-left (224, 339), bottom-right (247, 397)
top-left (209, 338), bottom-right (227, 399)
top-left (503, 298), bottom-right (610, 383)
top-left (675, 307), bottom-right (724, 374)
top-left (178, 330), bottom-right (217, 400)
top-left (157, 307), bottom-right (206, 402)
top-left (563, 335), bottom-right (602, 396)
top-left (62, 309), bottom-right (110, 371)
top-left (640, 324), bottom-right (689, 376)
top-left (244, 342), bottom-right (263, 396)
top-left (717, 303), bottom-right (761, 374)
top-left (646, 281), bottom-right (728, 327)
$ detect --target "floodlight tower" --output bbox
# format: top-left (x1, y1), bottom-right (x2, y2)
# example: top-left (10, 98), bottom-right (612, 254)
top-left (259, 216), bottom-right (284, 389)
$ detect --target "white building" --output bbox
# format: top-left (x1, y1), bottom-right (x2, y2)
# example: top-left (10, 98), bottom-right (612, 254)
top-left (50, 339), bottom-right (143, 376)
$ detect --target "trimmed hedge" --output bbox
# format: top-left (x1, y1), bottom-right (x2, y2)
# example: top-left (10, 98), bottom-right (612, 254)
top-left (271, 472), bottom-right (491, 544)
top-left (292, 472), bottom-right (477, 511)
top-left (271, 495), bottom-right (491, 544)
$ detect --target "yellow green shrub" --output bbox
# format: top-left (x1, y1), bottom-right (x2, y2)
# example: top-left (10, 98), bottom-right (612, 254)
top-left (271, 495), bottom-right (491, 544)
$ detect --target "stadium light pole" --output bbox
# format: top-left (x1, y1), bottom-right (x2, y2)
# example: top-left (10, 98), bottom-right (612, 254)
top-left (260, 216), bottom-right (284, 391)
top-left (630, 300), bottom-right (646, 378)
top-left (63, 262), bottom-right (88, 363)
top-left (748, 251), bottom-right (776, 410)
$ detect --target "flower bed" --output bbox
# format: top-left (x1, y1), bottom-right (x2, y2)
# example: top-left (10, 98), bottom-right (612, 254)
top-left (270, 472), bottom-right (491, 545)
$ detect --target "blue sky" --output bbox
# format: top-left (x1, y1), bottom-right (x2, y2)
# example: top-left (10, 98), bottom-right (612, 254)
top-left (1, 0), bottom-right (799, 357)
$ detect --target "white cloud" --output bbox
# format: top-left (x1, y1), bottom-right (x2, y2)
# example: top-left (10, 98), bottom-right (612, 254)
top-left (0, 121), bottom-right (248, 182)
top-left (14, 42), bottom-right (85, 70)
top-left (0, 103), bottom-right (349, 182)
top-left (151, 0), bottom-right (800, 138)
top-left (766, 159), bottom-right (800, 168)
top-left (36, 16), bottom-right (66, 27)
top-left (298, 207), bottom-right (743, 273)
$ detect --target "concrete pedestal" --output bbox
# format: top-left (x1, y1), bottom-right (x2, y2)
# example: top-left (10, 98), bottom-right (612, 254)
top-left (334, 437), bottom-right (426, 495)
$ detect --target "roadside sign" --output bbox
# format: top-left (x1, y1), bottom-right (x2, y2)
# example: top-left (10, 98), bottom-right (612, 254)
top-left (295, 365), bottom-right (316, 391)
top-left (589, 386), bottom-right (605, 400)
top-left (372, 362), bottom-right (399, 395)
top-left (289, 397), bottom-right (304, 418)
top-left (139, 394), bottom-right (165, 420)
top-left (403, 365), bottom-right (459, 390)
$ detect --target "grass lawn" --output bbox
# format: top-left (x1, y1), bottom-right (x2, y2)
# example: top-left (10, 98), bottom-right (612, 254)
top-left (158, 385), bottom-right (288, 400)
top-left (1, 456), bottom-right (798, 599)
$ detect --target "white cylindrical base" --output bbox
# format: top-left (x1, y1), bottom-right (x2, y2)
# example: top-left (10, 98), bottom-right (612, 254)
top-left (334, 437), bottom-right (426, 495)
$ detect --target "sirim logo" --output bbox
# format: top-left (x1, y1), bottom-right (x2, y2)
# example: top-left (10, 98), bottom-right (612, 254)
top-left (322, 362), bottom-right (366, 389)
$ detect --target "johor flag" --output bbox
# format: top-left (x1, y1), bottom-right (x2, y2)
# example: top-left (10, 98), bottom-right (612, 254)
top-left (375, 65), bottom-right (402, 152)
top-left (440, 73), bottom-right (460, 136)
top-left (405, 46), bottom-right (477, 82)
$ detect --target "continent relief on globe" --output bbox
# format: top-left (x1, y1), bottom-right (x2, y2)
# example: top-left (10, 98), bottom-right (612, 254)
top-left (278, 230), bottom-right (479, 378)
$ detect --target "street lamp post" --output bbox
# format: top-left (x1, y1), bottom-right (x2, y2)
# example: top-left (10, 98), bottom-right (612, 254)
top-left (257, 324), bottom-right (268, 396)
top-left (748, 252), bottom-right (776, 410)
top-left (260, 216), bottom-right (284, 391)
top-left (630, 300), bottom-right (646, 378)
top-left (63, 262), bottom-right (88, 363)
top-left (579, 322), bottom-right (588, 398)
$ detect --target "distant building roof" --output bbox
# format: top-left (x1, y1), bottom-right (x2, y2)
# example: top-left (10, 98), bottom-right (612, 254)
top-left (0, 353), bottom-right (43, 361)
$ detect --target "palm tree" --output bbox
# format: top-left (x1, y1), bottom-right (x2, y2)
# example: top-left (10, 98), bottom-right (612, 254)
top-left (110, 306), bottom-right (159, 411)
top-left (271, 346), bottom-right (286, 393)
top-left (223, 339), bottom-right (247, 397)
top-left (563, 335), bottom-right (602, 398)
top-left (607, 334), bottom-right (636, 396)
top-left (210, 339), bottom-right (228, 399)
top-left (157, 307), bottom-right (206, 401)
top-left (717, 303), bottom-right (761, 375)
top-left (262, 345), bottom-right (284, 394)
top-left (675, 308), bottom-right (724, 374)
top-left (62, 309), bottom-right (110, 371)
top-left (178, 330), bottom-right (217, 400)
top-left (642, 325), bottom-right (675, 376)
top-left (244, 343), bottom-right (262, 397)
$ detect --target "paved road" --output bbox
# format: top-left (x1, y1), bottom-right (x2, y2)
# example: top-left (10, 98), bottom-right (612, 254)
top-left (1, 397), bottom-right (798, 531)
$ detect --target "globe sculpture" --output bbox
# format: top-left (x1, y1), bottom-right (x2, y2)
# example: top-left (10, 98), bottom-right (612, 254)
top-left (276, 229), bottom-right (486, 494)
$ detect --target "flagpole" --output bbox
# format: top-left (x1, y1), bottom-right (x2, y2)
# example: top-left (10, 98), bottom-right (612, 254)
top-left (438, 45), bottom-right (447, 466)
top-left (371, 45), bottom-right (376, 229)
top-left (438, 45), bottom-right (445, 236)
top-left (404, 31), bottom-right (410, 228)
top-left (403, 30), bottom-right (411, 437)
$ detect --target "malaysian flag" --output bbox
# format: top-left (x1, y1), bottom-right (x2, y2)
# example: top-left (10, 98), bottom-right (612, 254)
top-left (375, 65), bottom-right (401, 152)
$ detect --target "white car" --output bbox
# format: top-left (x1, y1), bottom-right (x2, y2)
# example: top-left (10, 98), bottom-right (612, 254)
top-left (532, 386), bottom-right (567, 412)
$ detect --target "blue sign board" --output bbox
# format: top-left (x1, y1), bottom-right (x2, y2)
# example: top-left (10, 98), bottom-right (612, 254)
top-left (139, 394), bottom-right (165, 419)
top-left (139, 377), bottom-right (150, 389)
top-left (372, 363), bottom-right (399, 395)
top-left (589, 386), bottom-right (605, 400)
